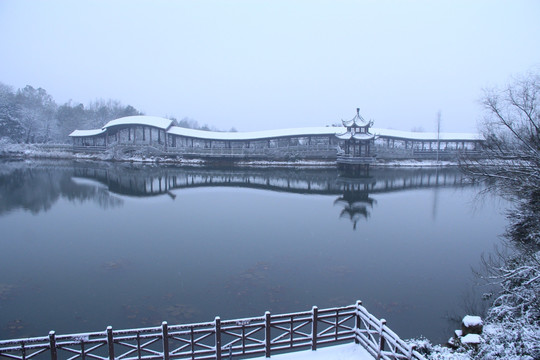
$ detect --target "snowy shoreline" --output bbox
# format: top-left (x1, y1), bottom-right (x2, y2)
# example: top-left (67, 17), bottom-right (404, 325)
top-left (0, 143), bottom-right (460, 168)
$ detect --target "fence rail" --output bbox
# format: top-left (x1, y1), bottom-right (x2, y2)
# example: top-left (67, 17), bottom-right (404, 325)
top-left (0, 302), bottom-right (425, 360)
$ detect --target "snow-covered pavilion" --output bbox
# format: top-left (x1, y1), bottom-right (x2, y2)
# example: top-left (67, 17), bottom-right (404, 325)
top-left (336, 108), bottom-right (376, 165)
top-left (69, 115), bottom-right (485, 160)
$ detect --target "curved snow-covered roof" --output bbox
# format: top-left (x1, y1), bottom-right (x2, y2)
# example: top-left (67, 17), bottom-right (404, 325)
top-left (68, 114), bottom-right (483, 142)
top-left (372, 128), bottom-right (483, 141)
top-left (69, 129), bottom-right (106, 137)
top-left (168, 126), bottom-right (339, 140)
top-left (103, 116), bottom-right (173, 130)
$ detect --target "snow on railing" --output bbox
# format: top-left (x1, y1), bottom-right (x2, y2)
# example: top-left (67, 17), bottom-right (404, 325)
top-left (0, 301), bottom-right (425, 360)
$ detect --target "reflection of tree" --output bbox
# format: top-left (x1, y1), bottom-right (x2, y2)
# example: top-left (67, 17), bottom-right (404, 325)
top-left (0, 163), bottom-right (122, 215)
top-left (334, 181), bottom-right (376, 230)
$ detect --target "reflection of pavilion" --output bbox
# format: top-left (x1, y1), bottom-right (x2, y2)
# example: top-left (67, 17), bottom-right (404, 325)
top-left (334, 180), bottom-right (376, 230)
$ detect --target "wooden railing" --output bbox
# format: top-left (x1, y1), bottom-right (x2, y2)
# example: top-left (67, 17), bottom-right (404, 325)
top-left (0, 302), bottom-right (425, 360)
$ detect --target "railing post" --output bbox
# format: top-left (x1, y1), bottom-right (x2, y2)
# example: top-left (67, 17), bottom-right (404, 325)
top-left (49, 331), bottom-right (57, 360)
top-left (354, 300), bottom-right (362, 344)
top-left (409, 344), bottom-right (417, 360)
top-left (106, 326), bottom-right (115, 360)
top-left (215, 317), bottom-right (221, 360)
top-left (20, 342), bottom-right (26, 360)
top-left (265, 311), bottom-right (271, 358)
top-left (311, 306), bottom-right (318, 351)
top-left (377, 319), bottom-right (386, 360)
top-left (334, 308), bottom-right (339, 341)
top-left (162, 321), bottom-right (169, 360)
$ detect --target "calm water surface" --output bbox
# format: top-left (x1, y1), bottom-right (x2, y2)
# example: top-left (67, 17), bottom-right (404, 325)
top-left (0, 161), bottom-right (508, 343)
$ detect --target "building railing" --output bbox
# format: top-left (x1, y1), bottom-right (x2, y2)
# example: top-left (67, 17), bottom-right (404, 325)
top-left (0, 301), bottom-right (425, 360)
top-left (336, 155), bottom-right (376, 164)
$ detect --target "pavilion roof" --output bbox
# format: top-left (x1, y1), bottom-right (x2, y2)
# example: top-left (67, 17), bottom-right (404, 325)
top-left (336, 132), bottom-right (375, 140)
top-left (342, 108), bottom-right (370, 128)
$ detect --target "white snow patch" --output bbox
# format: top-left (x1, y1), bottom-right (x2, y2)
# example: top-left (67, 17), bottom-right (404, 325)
top-left (461, 334), bottom-right (482, 345)
top-left (462, 315), bottom-right (483, 327)
top-left (69, 129), bottom-right (106, 137)
top-left (247, 344), bottom-right (373, 360)
top-left (103, 116), bottom-right (173, 130)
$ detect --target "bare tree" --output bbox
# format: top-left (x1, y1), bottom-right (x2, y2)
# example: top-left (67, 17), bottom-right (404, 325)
top-left (460, 72), bottom-right (540, 199)
top-left (460, 72), bottom-right (540, 359)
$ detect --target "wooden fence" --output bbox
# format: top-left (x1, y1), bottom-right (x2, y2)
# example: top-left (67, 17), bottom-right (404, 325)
top-left (0, 301), bottom-right (425, 360)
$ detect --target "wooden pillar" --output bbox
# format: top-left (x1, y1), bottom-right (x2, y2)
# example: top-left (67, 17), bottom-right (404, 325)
top-left (162, 322), bottom-right (169, 360)
top-left (354, 300), bottom-right (362, 345)
top-left (215, 317), bottom-right (222, 360)
top-left (265, 311), bottom-right (271, 358)
top-left (312, 306), bottom-right (318, 351)
top-left (377, 319), bottom-right (386, 360)
top-left (106, 326), bottom-right (115, 360)
top-left (49, 331), bottom-right (57, 360)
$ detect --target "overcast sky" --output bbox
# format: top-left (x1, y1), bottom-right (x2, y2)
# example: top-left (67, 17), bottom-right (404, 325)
top-left (0, 0), bottom-right (538, 133)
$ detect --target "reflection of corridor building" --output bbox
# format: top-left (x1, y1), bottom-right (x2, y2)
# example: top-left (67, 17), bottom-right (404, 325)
top-left (69, 113), bottom-right (485, 161)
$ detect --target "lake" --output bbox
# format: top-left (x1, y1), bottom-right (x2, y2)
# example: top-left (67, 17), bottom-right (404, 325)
top-left (0, 160), bottom-right (508, 344)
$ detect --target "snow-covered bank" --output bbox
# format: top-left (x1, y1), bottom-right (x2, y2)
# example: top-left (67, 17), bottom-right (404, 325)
top-left (0, 142), bottom-right (460, 168)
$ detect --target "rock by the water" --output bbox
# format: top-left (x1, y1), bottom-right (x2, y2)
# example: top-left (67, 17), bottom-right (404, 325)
top-left (461, 315), bottom-right (483, 335)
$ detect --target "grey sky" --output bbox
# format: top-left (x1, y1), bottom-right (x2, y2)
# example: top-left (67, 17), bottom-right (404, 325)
top-left (1, 0), bottom-right (538, 132)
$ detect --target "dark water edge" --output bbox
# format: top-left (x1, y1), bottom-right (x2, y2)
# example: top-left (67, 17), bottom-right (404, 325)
top-left (0, 160), bottom-right (507, 344)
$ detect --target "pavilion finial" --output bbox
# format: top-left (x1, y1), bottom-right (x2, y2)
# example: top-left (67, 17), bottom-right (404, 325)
top-left (356, 108), bottom-right (360, 116)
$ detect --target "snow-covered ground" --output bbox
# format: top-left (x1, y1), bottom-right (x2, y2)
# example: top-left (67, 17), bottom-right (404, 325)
top-left (246, 344), bottom-right (373, 360)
